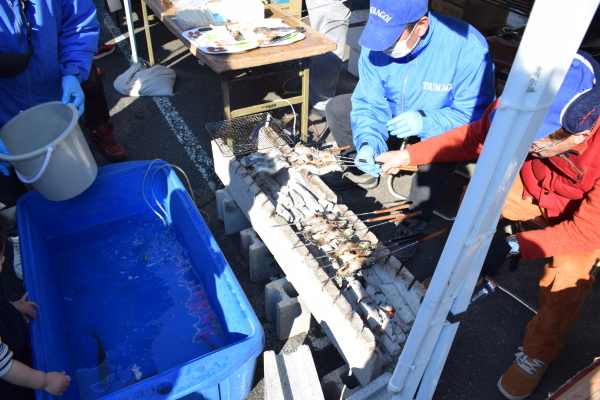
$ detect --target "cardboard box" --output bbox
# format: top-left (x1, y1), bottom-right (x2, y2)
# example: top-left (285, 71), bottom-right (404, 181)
top-left (269, 0), bottom-right (302, 19)
top-left (430, 0), bottom-right (509, 33)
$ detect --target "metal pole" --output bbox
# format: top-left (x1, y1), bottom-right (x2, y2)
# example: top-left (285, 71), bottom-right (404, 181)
top-left (388, 0), bottom-right (600, 398)
top-left (123, 0), bottom-right (139, 64)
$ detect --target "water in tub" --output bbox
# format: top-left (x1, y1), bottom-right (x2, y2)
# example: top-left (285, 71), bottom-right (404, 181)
top-left (48, 211), bottom-right (229, 399)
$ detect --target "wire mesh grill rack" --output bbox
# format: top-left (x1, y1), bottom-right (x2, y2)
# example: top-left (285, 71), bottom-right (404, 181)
top-left (206, 113), bottom-right (294, 158)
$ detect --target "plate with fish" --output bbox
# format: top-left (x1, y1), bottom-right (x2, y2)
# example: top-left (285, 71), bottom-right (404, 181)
top-left (183, 25), bottom-right (260, 54)
top-left (183, 22), bottom-right (305, 54)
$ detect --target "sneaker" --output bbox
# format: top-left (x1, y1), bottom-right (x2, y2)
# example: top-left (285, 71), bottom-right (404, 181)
top-left (9, 236), bottom-right (22, 280)
top-left (94, 43), bottom-right (115, 60)
top-left (89, 121), bottom-right (128, 162)
top-left (498, 348), bottom-right (549, 399)
top-left (312, 100), bottom-right (329, 112)
top-left (310, 100), bottom-right (331, 118)
top-left (321, 171), bottom-right (379, 191)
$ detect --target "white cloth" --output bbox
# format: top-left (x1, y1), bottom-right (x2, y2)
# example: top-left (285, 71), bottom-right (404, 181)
top-left (113, 63), bottom-right (176, 97)
top-left (306, 0), bottom-right (351, 105)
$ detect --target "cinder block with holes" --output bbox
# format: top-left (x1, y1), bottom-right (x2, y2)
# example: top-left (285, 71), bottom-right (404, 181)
top-left (215, 188), bottom-right (251, 234)
top-left (240, 228), bottom-right (281, 282)
top-left (265, 277), bottom-right (312, 340)
top-left (264, 345), bottom-right (325, 400)
top-left (321, 365), bottom-right (362, 400)
top-left (347, 372), bottom-right (392, 400)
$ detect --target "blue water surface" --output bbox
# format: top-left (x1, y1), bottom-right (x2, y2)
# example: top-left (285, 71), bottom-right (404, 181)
top-left (47, 211), bottom-right (229, 400)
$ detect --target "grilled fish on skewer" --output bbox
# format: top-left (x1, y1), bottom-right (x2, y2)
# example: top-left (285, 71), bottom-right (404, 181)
top-left (337, 256), bottom-right (375, 278)
top-left (315, 241), bottom-right (374, 259)
top-left (309, 227), bottom-right (355, 247)
top-left (338, 248), bottom-right (374, 264)
top-left (294, 160), bottom-right (343, 175)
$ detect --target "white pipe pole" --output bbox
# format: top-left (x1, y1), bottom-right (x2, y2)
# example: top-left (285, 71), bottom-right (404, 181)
top-left (123, 0), bottom-right (139, 64)
top-left (388, 0), bottom-right (600, 398)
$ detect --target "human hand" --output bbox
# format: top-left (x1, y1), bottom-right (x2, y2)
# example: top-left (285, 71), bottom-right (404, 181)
top-left (354, 144), bottom-right (382, 177)
top-left (44, 371), bottom-right (71, 396)
top-left (11, 293), bottom-right (39, 323)
top-left (376, 150), bottom-right (412, 175)
top-left (61, 75), bottom-right (85, 116)
top-left (0, 139), bottom-right (11, 176)
top-left (387, 111), bottom-right (424, 139)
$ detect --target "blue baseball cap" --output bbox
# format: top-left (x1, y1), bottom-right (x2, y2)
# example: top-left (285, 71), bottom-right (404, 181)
top-left (358, 0), bottom-right (428, 52)
top-left (535, 53), bottom-right (597, 141)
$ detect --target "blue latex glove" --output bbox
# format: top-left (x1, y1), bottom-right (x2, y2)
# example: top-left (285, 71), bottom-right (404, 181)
top-left (0, 139), bottom-right (11, 176)
top-left (387, 110), bottom-right (424, 139)
top-left (61, 75), bottom-right (85, 116)
top-left (354, 144), bottom-right (382, 177)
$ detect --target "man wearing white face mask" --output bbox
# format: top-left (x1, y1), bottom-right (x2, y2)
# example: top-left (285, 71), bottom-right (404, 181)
top-left (323, 0), bottom-right (496, 257)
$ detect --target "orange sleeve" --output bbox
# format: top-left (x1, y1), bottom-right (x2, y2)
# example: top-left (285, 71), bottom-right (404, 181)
top-left (406, 99), bottom-right (499, 165)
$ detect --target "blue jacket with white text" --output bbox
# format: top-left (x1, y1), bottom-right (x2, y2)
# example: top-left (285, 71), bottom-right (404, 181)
top-left (351, 11), bottom-right (496, 154)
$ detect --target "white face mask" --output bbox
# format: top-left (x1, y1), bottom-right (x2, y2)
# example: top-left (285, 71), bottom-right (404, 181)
top-left (383, 23), bottom-right (420, 58)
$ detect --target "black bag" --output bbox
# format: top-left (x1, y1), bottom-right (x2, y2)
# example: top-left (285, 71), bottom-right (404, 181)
top-left (0, 0), bottom-right (33, 78)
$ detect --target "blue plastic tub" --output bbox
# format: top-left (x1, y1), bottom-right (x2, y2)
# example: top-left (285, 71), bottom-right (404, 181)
top-left (17, 161), bottom-right (263, 400)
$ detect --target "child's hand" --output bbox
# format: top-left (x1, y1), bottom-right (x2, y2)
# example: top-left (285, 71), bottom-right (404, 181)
top-left (11, 293), bottom-right (39, 323)
top-left (44, 371), bottom-right (71, 396)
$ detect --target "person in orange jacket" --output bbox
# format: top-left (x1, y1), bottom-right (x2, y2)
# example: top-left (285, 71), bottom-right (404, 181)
top-left (376, 51), bottom-right (600, 400)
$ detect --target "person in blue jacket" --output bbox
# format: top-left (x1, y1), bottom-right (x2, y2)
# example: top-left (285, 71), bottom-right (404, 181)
top-left (0, 0), bottom-right (99, 278)
top-left (324, 0), bottom-right (496, 256)
top-left (0, 0), bottom-right (99, 125)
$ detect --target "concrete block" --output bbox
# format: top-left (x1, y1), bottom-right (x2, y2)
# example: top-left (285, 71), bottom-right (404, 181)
top-left (240, 228), bottom-right (282, 282)
top-left (265, 278), bottom-right (312, 340)
top-left (347, 372), bottom-right (393, 400)
top-left (264, 345), bottom-right (325, 400)
top-left (215, 188), bottom-right (251, 234)
top-left (213, 141), bottom-right (385, 387)
top-left (321, 365), bottom-right (362, 400)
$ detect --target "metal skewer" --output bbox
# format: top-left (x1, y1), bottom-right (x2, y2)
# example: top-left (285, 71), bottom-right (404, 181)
top-left (288, 210), bottom-right (420, 236)
top-left (273, 204), bottom-right (411, 228)
top-left (337, 159), bottom-right (419, 172)
top-left (354, 211), bottom-right (423, 231)
top-left (318, 229), bottom-right (448, 270)
top-left (347, 204), bottom-right (411, 217)
top-left (378, 232), bottom-right (428, 246)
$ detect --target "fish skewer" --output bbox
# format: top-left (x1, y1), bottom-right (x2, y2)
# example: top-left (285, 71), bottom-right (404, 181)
top-left (287, 211), bottom-right (408, 235)
top-left (379, 232), bottom-right (428, 246)
top-left (354, 211), bottom-right (423, 232)
top-left (336, 161), bottom-right (419, 172)
top-left (291, 211), bottom-right (423, 247)
top-left (346, 204), bottom-right (411, 217)
top-left (313, 241), bottom-right (374, 259)
top-left (319, 229), bottom-right (448, 275)
top-left (274, 205), bottom-right (410, 228)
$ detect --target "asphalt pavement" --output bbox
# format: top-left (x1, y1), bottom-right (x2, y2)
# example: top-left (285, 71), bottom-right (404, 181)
top-left (2, 5), bottom-right (600, 400)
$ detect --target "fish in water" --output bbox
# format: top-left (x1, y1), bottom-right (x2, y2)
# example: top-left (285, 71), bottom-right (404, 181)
top-left (90, 331), bottom-right (115, 394)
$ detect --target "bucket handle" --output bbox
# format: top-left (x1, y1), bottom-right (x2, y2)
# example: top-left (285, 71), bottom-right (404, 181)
top-left (15, 147), bottom-right (53, 184)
